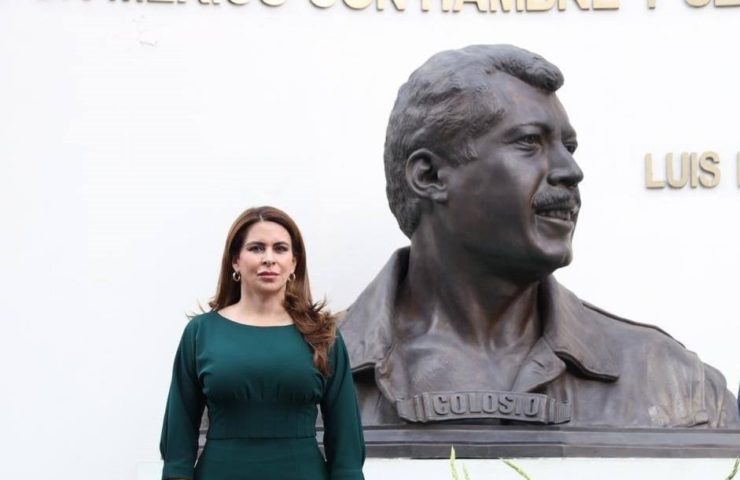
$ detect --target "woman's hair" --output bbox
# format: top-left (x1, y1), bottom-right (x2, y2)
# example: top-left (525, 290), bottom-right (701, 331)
top-left (209, 206), bottom-right (337, 376)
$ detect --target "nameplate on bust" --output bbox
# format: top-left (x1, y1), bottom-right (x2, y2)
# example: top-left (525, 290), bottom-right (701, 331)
top-left (395, 391), bottom-right (571, 424)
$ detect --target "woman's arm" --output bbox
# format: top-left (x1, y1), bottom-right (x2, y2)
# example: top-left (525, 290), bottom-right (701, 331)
top-left (159, 320), bottom-right (206, 480)
top-left (320, 332), bottom-right (366, 480)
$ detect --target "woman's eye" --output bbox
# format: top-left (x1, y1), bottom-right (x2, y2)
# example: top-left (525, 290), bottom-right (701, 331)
top-left (247, 245), bottom-right (263, 252)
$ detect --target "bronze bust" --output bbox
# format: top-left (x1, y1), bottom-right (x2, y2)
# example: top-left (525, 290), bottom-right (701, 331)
top-left (339, 44), bottom-right (740, 429)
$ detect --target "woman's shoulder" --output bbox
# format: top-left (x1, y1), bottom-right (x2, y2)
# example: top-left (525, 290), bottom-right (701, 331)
top-left (329, 328), bottom-right (348, 356)
top-left (190, 309), bottom-right (218, 321)
top-left (183, 310), bottom-right (220, 334)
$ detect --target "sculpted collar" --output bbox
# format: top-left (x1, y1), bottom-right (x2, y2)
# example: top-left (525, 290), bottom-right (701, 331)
top-left (341, 247), bottom-right (620, 383)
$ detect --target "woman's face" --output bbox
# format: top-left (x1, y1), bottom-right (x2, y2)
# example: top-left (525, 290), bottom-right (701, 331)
top-left (232, 221), bottom-right (297, 298)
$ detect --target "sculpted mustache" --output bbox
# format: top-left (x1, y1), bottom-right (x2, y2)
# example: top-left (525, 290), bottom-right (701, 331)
top-left (532, 190), bottom-right (581, 210)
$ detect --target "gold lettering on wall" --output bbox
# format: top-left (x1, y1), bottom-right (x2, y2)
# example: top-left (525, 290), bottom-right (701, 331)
top-left (645, 151), bottom-right (725, 189)
top-left (666, 153), bottom-right (690, 188)
top-left (527, 0), bottom-right (554, 11)
top-left (454, 0), bottom-right (489, 12)
top-left (375, 0), bottom-right (406, 10)
top-left (592, 0), bottom-right (619, 8)
top-left (490, 0), bottom-right (516, 11)
top-left (344, 0), bottom-right (373, 8)
top-left (699, 151), bottom-right (721, 187)
top-left (106, 0), bottom-right (740, 14)
top-left (645, 154), bottom-right (665, 189)
top-left (310, 0), bottom-right (335, 8)
top-left (683, 0), bottom-right (740, 6)
top-left (558, 0), bottom-right (589, 9)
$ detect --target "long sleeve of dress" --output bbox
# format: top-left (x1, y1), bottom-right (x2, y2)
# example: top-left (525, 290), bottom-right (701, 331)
top-left (159, 320), bottom-right (205, 480)
top-left (320, 332), bottom-right (366, 480)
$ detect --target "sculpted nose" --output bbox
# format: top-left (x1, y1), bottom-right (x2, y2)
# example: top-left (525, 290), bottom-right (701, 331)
top-left (548, 145), bottom-right (583, 188)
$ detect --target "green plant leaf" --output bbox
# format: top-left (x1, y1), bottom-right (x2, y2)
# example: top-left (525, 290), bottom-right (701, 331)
top-left (502, 459), bottom-right (533, 480)
top-left (450, 446), bottom-right (459, 480)
top-left (725, 457), bottom-right (739, 480)
top-left (463, 463), bottom-right (471, 480)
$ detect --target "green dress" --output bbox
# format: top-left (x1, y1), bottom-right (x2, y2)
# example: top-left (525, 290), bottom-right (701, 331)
top-left (160, 311), bottom-right (365, 480)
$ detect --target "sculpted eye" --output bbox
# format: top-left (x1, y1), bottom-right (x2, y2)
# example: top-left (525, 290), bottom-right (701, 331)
top-left (565, 143), bottom-right (578, 154)
top-left (518, 134), bottom-right (541, 146)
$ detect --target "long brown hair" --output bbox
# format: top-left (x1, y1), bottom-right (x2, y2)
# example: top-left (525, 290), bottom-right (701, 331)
top-left (209, 206), bottom-right (337, 376)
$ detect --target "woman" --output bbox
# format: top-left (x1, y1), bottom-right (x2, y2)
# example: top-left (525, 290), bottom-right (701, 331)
top-left (160, 206), bottom-right (365, 480)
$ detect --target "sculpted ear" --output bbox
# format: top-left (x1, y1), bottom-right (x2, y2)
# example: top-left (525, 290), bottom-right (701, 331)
top-left (405, 149), bottom-right (450, 203)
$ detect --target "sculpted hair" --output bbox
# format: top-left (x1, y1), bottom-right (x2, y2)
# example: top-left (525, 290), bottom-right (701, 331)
top-left (384, 44), bottom-right (564, 237)
top-left (210, 206), bottom-right (337, 376)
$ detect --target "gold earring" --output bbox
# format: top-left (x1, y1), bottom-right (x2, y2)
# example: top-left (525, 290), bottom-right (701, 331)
top-left (232, 271), bottom-right (241, 282)
top-left (289, 272), bottom-right (296, 282)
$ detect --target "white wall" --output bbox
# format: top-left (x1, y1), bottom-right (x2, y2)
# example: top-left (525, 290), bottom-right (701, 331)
top-left (1, 2), bottom-right (739, 479)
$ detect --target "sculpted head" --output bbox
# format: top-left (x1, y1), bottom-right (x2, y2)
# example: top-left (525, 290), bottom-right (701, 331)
top-left (384, 44), bottom-right (584, 276)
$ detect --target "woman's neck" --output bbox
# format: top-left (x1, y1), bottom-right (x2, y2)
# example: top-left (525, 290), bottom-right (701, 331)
top-left (222, 290), bottom-right (292, 325)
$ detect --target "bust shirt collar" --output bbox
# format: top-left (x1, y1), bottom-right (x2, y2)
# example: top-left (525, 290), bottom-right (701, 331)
top-left (341, 248), bottom-right (409, 371)
top-left (341, 247), bottom-right (619, 382)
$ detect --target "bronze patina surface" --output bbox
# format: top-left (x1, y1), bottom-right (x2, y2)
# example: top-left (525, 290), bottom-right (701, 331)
top-left (339, 44), bottom-right (740, 431)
